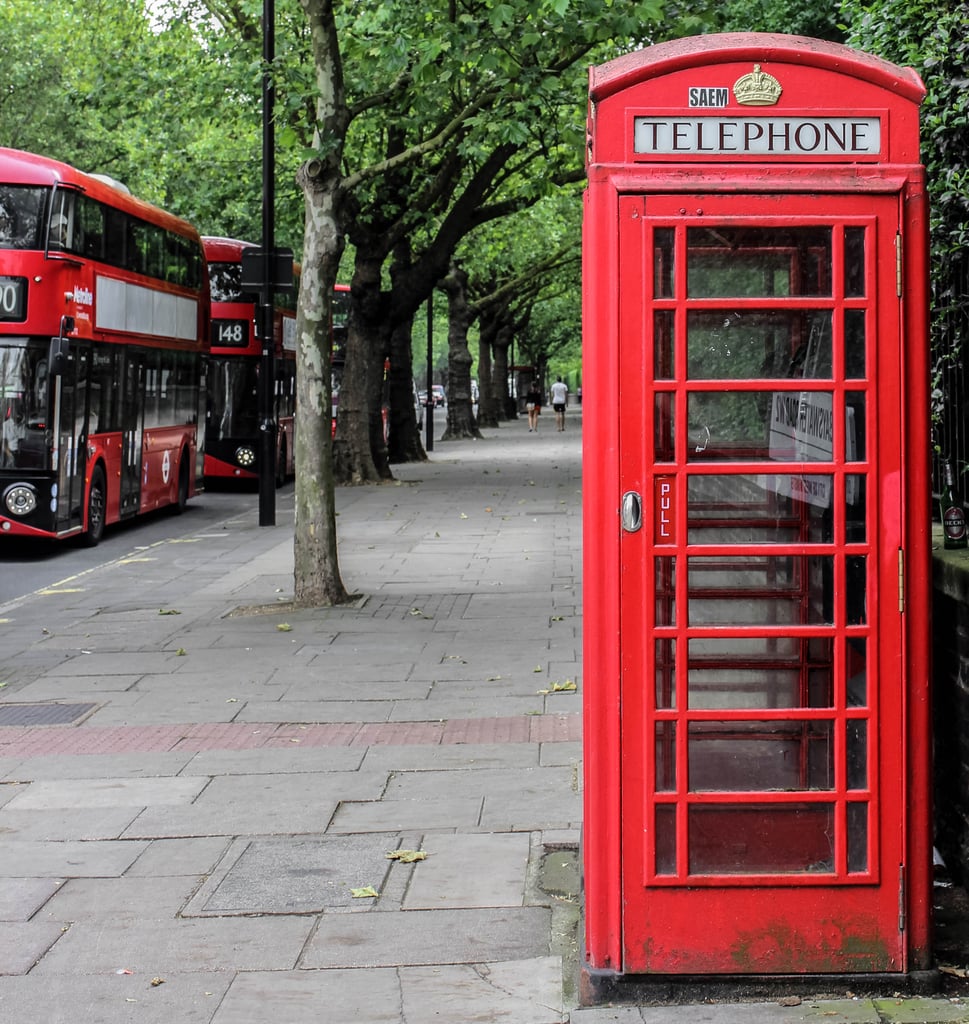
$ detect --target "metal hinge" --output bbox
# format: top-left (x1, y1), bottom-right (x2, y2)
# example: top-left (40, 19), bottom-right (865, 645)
top-left (895, 233), bottom-right (903, 297)
top-left (898, 548), bottom-right (904, 612)
top-left (899, 864), bottom-right (906, 932)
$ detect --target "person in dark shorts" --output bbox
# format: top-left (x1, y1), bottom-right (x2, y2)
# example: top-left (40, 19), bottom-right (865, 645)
top-left (550, 377), bottom-right (568, 431)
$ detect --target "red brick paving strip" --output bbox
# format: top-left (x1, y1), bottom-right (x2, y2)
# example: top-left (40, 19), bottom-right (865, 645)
top-left (0, 714), bottom-right (580, 757)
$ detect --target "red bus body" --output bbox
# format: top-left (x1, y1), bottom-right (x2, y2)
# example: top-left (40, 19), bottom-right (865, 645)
top-left (202, 237), bottom-right (299, 483)
top-left (0, 147), bottom-right (208, 544)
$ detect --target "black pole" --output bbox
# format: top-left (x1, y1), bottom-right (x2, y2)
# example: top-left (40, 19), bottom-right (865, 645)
top-left (257, 0), bottom-right (276, 526)
top-left (425, 293), bottom-right (434, 452)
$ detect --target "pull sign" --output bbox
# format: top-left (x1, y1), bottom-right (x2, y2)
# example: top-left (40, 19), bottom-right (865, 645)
top-left (655, 476), bottom-right (675, 542)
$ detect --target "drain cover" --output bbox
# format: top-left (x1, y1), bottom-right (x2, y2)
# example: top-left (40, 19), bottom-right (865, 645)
top-left (0, 703), bottom-right (96, 726)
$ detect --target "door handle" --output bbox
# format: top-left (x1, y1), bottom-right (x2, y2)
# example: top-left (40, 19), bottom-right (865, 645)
top-left (621, 490), bottom-right (643, 533)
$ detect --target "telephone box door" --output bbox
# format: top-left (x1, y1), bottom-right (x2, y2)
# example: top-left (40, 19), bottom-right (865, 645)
top-left (618, 191), bottom-right (906, 973)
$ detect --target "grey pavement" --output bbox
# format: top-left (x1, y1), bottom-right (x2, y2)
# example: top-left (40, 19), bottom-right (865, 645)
top-left (0, 410), bottom-right (966, 1022)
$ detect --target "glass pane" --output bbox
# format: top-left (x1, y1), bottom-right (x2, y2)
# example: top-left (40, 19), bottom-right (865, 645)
top-left (655, 638), bottom-right (675, 709)
top-left (846, 639), bottom-right (868, 707)
top-left (686, 226), bottom-right (832, 297)
top-left (687, 555), bottom-right (834, 626)
top-left (688, 636), bottom-right (833, 709)
top-left (655, 722), bottom-right (676, 791)
top-left (688, 391), bottom-right (769, 459)
top-left (654, 228), bottom-right (674, 298)
top-left (689, 803), bottom-right (835, 874)
top-left (846, 392), bottom-right (865, 461)
top-left (845, 309), bottom-right (866, 378)
top-left (768, 391), bottom-right (834, 464)
top-left (688, 473), bottom-right (833, 544)
top-left (847, 802), bottom-right (868, 872)
top-left (688, 310), bottom-right (832, 379)
top-left (654, 310), bottom-right (674, 379)
top-left (847, 719), bottom-right (868, 790)
top-left (846, 474), bottom-right (866, 542)
top-left (688, 391), bottom-right (836, 462)
top-left (844, 227), bottom-right (866, 297)
top-left (655, 805), bottom-right (676, 875)
top-left (655, 557), bottom-right (676, 626)
top-left (655, 392), bottom-right (675, 461)
top-left (846, 555), bottom-right (867, 626)
top-left (688, 720), bottom-right (833, 791)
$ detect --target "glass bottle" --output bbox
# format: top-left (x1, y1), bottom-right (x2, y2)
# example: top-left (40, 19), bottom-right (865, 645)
top-left (942, 461), bottom-right (968, 549)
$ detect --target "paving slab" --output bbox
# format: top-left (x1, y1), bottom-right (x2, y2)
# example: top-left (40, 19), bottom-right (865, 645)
top-left (123, 770), bottom-right (386, 838)
top-left (630, 1000), bottom-right (883, 1023)
top-left (0, 877), bottom-right (63, 920)
top-left (210, 968), bottom-right (403, 1024)
top-left (328, 796), bottom-right (483, 833)
top-left (359, 741), bottom-right (539, 771)
top-left (193, 833), bottom-right (398, 915)
top-left (4, 751), bottom-right (194, 780)
top-left (3, 776), bottom-right (207, 810)
top-left (30, 916), bottom-right (315, 974)
top-left (0, 838), bottom-right (147, 876)
top-left (0, 806), bottom-right (141, 841)
top-left (39, 875), bottom-right (205, 923)
top-left (403, 832), bottom-right (531, 909)
top-left (303, 907), bottom-right (553, 968)
top-left (399, 956), bottom-right (566, 1024)
top-left (0, 921), bottom-right (67, 975)
top-left (126, 836), bottom-right (234, 877)
top-left (873, 997), bottom-right (969, 1022)
top-left (0, 971), bottom-right (234, 1023)
top-left (180, 745), bottom-right (366, 776)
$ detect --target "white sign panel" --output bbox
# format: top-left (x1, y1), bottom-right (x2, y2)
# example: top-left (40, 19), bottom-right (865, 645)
top-left (769, 391), bottom-right (834, 508)
top-left (633, 117), bottom-right (881, 157)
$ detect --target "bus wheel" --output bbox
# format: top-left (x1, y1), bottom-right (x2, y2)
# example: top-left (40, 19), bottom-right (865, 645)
top-left (276, 440), bottom-right (287, 489)
top-left (83, 467), bottom-right (106, 547)
top-left (173, 454), bottom-right (190, 514)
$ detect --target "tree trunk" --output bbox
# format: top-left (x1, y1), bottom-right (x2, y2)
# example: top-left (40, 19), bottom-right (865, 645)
top-left (439, 263), bottom-right (482, 441)
top-left (387, 314), bottom-right (426, 463)
top-left (333, 254), bottom-right (387, 484)
top-left (492, 323), bottom-right (514, 421)
top-left (293, 157), bottom-right (350, 606)
top-left (476, 311), bottom-right (499, 428)
top-left (292, 0), bottom-right (350, 606)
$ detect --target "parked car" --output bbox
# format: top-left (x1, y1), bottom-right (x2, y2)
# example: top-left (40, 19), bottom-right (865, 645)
top-left (431, 384), bottom-right (446, 407)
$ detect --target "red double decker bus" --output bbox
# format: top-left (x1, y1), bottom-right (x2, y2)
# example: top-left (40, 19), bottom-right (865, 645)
top-left (202, 237), bottom-right (300, 484)
top-left (0, 148), bottom-right (208, 544)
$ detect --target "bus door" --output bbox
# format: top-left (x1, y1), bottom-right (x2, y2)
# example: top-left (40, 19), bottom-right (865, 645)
top-left (119, 350), bottom-right (144, 518)
top-left (52, 344), bottom-right (90, 534)
top-left (618, 191), bottom-right (906, 973)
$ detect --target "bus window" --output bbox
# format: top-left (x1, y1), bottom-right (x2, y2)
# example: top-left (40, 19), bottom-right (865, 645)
top-left (0, 186), bottom-right (44, 250)
top-left (0, 340), bottom-right (51, 469)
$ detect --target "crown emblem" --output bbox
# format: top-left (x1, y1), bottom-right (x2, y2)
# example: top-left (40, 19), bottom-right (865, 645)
top-left (733, 65), bottom-right (782, 106)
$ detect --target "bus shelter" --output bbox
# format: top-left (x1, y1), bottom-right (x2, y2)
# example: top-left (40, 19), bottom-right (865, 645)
top-left (581, 33), bottom-right (931, 991)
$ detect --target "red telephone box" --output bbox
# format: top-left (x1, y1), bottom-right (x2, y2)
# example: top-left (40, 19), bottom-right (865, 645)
top-left (582, 34), bottom-right (932, 989)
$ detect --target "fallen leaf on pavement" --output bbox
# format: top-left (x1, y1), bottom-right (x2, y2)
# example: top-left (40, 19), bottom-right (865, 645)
top-left (386, 850), bottom-right (427, 863)
top-left (350, 886), bottom-right (379, 898)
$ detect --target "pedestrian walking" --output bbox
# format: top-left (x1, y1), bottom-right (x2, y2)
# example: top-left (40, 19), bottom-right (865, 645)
top-left (550, 377), bottom-right (568, 431)
top-left (525, 382), bottom-right (542, 431)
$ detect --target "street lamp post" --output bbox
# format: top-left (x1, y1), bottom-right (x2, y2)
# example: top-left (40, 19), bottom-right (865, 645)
top-left (257, 0), bottom-right (277, 526)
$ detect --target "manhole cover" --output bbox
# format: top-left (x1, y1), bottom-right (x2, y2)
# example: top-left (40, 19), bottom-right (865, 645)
top-left (0, 703), bottom-right (97, 726)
